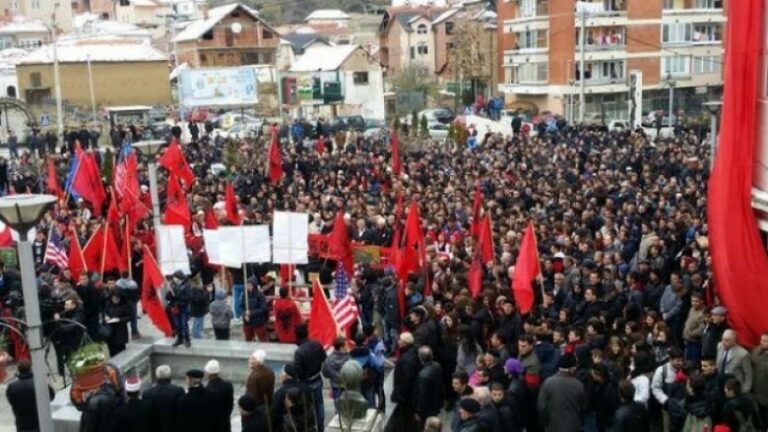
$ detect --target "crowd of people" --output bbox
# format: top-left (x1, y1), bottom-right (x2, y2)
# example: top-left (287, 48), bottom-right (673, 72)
top-left (0, 108), bottom-right (766, 432)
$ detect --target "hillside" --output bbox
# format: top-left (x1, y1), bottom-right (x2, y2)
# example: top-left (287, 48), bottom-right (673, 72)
top-left (210, 0), bottom-right (390, 25)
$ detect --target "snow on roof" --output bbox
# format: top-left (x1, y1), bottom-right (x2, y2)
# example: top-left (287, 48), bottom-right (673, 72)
top-left (173, 3), bottom-right (265, 43)
top-left (19, 42), bottom-right (168, 64)
top-left (432, 8), bottom-right (460, 25)
top-left (0, 18), bottom-right (49, 34)
top-left (392, 0), bottom-right (448, 6)
top-left (305, 10), bottom-right (351, 21)
top-left (128, 0), bottom-right (158, 6)
top-left (289, 44), bottom-right (358, 72)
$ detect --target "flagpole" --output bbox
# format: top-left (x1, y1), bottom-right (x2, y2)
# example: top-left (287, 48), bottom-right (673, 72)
top-left (126, 216), bottom-right (132, 280)
top-left (100, 223), bottom-right (108, 280)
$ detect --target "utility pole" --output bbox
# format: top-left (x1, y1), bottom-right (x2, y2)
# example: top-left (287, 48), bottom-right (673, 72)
top-left (578, 9), bottom-right (586, 124)
top-left (665, 73), bottom-right (675, 137)
top-left (87, 55), bottom-right (97, 121)
top-left (52, 3), bottom-right (63, 146)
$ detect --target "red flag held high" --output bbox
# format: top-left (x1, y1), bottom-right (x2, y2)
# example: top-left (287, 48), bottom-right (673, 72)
top-left (268, 129), bottom-right (284, 185)
top-left (204, 207), bottom-right (219, 229)
top-left (225, 182), bottom-right (241, 225)
top-left (391, 129), bottom-right (401, 176)
top-left (398, 202), bottom-right (428, 294)
top-left (328, 211), bottom-right (354, 275)
top-left (141, 245), bottom-right (173, 336)
top-left (163, 173), bottom-right (191, 229)
top-left (391, 229), bottom-right (406, 318)
top-left (159, 138), bottom-right (195, 188)
top-left (116, 151), bottom-right (149, 227)
top-left (308, 280), bottom-right (339, 349)
top-left (71, 151), bottom-right (106, 213)
top-left (512, 223), bottom-right (541, 315)
top-left (468, 259), bottom-right (483, 298)
top-left (67, 229), bottom-right (87, 280)
top-left (47, 159), bottom-right (62, 197)
top-left (82, 225), bottom-right (124, 275)
top-left (478, 216), bottom-right (494, 264)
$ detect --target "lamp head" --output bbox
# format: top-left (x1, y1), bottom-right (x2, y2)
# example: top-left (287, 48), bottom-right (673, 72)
top-left (703, 101), bottom-right (722, 115)
top-left (0, 194), bottom-right (56, 237)
top-left (132, 140), bottom-right (166, 157)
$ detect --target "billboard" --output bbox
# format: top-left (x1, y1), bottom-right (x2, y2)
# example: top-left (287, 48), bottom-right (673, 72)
top-left (179, 66), bottom-right (258, 107)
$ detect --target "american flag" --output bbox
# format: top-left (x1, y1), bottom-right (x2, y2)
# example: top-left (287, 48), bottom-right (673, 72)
top-left (44, 228), bottom-right (68, 269)
top-left (332, 266), bottom-right (359, 332)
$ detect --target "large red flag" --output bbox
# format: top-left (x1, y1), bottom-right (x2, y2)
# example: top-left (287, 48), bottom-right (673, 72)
top-left (478, 216), bottom-right (494, 264)
top-left (707, 0), bottom-right (767, 345)
top-left (204, 207), bottom-right (219, 229)
top-left (327, 211), bottom-right (354, 275)
top-left (308, 280), bottom-right (339, 349)
top-left (225, 182), bottom-right (241, 225)
top-left (141, 245), bottom-right (173, 336)
top-left (159, 138), bottom-right (195, 188)
top-left (82, 225), bottom-right (124, 275)
top-left (398, 202), bottom-right (428, 293)
top-left (116, 150), bottom-right (149, 228)
top-left (468, 258), bottom-right (483, 299)
top-left (391, 129), bottom-right (401, 176)
top-left (163, 173), bottom-right (191, 229)
top-left (268, 129), bottom-right (284, 184)
top-left (512, 223), bottom-right (541, 315)
top-left (67, 229), bottom-right (87, 280)
top-left (390, 228), bottom-right (407, 318)
top-left (47, 159), bottom-right (62, 198)
top-left (71, 151), bottom-right (106, 213)
top-left (82, 228), bottom-right (103, 272)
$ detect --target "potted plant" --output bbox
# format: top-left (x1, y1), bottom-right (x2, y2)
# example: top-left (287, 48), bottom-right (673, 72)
top-left (67, 343), bottom-right (107, 389)
top-left (0, 333), bottom-right (9, 383)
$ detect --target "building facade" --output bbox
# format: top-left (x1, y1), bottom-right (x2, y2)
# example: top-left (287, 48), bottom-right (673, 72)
top-left (497, 0), bottom-right (727, 121)
top-left (173, 3), bottom-right (280, 68)
top-left (0, 0), bottom-right (74, 31)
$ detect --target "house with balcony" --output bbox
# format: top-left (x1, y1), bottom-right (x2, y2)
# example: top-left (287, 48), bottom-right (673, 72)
top-left (497, 0), bottom-right (727, 122)
top-left (285, 44), bottom-right (385, 120)
top-left (173, 3), bottom-right (280, 68)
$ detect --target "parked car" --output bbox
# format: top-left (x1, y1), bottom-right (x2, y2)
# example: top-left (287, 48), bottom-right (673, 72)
top-left (329, 115), bottom-right (366, 133)
top-left (214, 123), bottom-right (260, 140)
top-left (219, 112), bottom-right (261, 130)
top-left (427, 122), bottom-right (450, 141)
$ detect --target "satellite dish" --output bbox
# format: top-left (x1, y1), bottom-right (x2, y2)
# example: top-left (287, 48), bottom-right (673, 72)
top-left (231, 22), bottom-right (243, 34)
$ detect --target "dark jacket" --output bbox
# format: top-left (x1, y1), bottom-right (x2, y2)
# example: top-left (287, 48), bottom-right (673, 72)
top-left (113, 398), bottom-right (152, 432)
top-left (392, 345), bottom-right (420, 404)
top-left (272, 378), bottom-right (311, 432)
top-left (242, 409), bottom-right (269, 432)
top-left (295, 339), bottom-right (327, 382)
top-left (612, 402), bottom-right (649, 432)
top-left (103, 299), bottom-right (131, 346)
top-left (702, 322), bottom-right (728, 359)
top-left (142, 380), bottom-right (185, 432)
top-left (534, 342), bottom-right (561, 382)
top-left (721, 394), bottom-right (758, 432)
top-left (166, 279), bottom-right (191, 308)
top-left (537, 371), bottom-right (587, 432)
top-left (457, 416), bottom-right (491, 432)
top-left (246, 364), bottom-right (275, 407)
top-left (5, 372), bottom-right (55, 431)
top-left (477, 404), bottom-right (501, 432)
top-left (206, 376), bottom-right (235, 432)
top-left (415, 361), bottom-right (444, 417)
top-left (383, 284), bottom-right (400, 327)
top-left (494, 395), bottom-right (521, 432)
top-left (176, 385), bottom-right (218, 432)
top-left (242, 289), bottom-right (268, 327)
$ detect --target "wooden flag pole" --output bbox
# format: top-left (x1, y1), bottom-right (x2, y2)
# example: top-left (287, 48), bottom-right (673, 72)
top-left (126, 216), bottom-right (132, 280)
top-left (242, 263), bottom-right (250, 313)
top-left (100, 223), bottom-right (108, 280)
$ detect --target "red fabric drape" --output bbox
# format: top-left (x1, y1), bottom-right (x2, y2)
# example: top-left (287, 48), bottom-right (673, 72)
top-left (707, 0), bottom-right (767, 346)
top-left (141, 245), bottom-right (173, 336)
top-left (511, 223), bottom-right (540, 315)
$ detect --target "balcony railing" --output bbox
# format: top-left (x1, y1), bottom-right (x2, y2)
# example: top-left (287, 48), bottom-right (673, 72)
top-left (584, 42), bottom-right (625, 51)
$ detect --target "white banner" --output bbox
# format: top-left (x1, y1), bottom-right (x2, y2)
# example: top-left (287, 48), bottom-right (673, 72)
top-left (158, 225), bottom-right (190, 275)
top-left (218, 225), bottom-right (271, 267)
top-left (272, 212), bottom-right (309, 264)
top-left (203, 229), bottom-right (221, 265)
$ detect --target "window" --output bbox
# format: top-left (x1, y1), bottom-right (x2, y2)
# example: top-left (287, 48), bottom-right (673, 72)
top-left (520, 0), bottom-right (536, 18)
top-left (662, 23), bottom-right (692, 44)
top-left (6, 86), bottom-right (15, 98)
top-left (447, 42), bottom-right (455, 50)
top-left (0, 38), bottom-right (11, 50)
top-left (30, 72), bottom-right (42, 88)
top-left (512, 62), bottom-right (548, 83)
top-left (693, 23), bottom-right (721, 43)
top-left (417, 44), bottom-right (429, 55)
top-left (353, 72), bottom-right (369, 85)
top-left (663, 0), bottom-right (675, 8)
top-left (662, 55), bottom-right (691, 76)
top-left (416, 24), bottom-right (428, 34)
top-left (263, 30), bottom-right (273, 39)
top-left (31, 0), bottom-right (40, 10)
top-left (410, 47), bottom-right (415, 59)
top-left (202, 30), bottom-right (213, 40)
top-left (693, 55), bottom-right (722, 74)
top-left (516, 30), bottom-right (547, 49)
top-left (225, 29), bottom-right (234, 47)
top-left (695, 0), bottom-right (722, 8)
top-left (599, 60), bottom-right (624, 80)
top-left (445, 21), bottom-right (454, 35)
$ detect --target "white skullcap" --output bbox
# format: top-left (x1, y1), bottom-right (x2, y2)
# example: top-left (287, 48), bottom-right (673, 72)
top-left (251, 349), bottom-right (266, 363)
top-left (205, 360), bottom-right (220, 375)
top-left (155, 364), bottom-right (172, 379)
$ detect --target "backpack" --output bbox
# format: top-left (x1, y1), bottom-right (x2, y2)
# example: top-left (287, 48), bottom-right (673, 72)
top-left (190, 287), bottom-right (209, 316)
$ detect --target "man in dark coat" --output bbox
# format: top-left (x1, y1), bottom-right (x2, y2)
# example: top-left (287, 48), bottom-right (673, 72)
top-left (272, 363), bottom-right (311, 432)
top-left (456, 398), bottom-right (490, 432)
top-left (246, 349), bottom-right (275, 409)
top-left (537, 353), bottom-right (587, 432)
top-left (390, 332), bottom-right (421, 432)
top-left (294, 323), bottom-right (327, 431)
top-left (702, 306), bottom-right (729, 359)
top-left (613, 380), bottom-right (649, 432)
top-left (239, 395), bottom-right (269, 432)
top-left (166, 270), bottom-right (192, 347)
top-left (176, 369), bottom-right (217, 432)
top-left (204, 360), bottom-right (234, 432)
top-left (5, 360), bottom-right (55, 432)
top-left (113, 377), bottom-right (151, 432)
top-left (414, 346), bottom-right (444, 427)
top-left (142, 365), bottom-right (185, 432)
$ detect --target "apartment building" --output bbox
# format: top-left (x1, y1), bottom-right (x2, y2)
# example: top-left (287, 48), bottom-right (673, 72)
top-left (497, 0), bottom-right (727, 122)
top-left (0, 0), bottom-right (74, 31)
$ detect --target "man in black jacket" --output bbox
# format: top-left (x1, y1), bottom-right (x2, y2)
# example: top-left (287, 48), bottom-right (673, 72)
top-left (142, 365), bottom-right (185, 432)
top-left (613, 380), bottom-right (649, 432)
top-left (113, 377), bottom-right (151, 432)
top-left (294, 323), bottom-right (327, 432)
top-left (6, 360), bottom-right (55, 432)
top-left (176, 369), bottom-right (217, 432)
top-left (273, 363), bottom-right (311, 432)
top-left (415, 346), bottom-right (444, 428)
top-left (204, 360), bottom-right (234, 432)
top-left (390, 332), bottom-right (420, 432)
top-left (382, 276), bottom-right (400, 354)
top-left (166, 270), bottom-right (191, 347)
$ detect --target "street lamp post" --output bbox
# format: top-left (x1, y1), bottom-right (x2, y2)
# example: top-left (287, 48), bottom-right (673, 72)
top-left (0, 194), bottom-right (57, 432)
top-left (52, 3), bottom-right (64, 146)
top-left (703, 100), bottom-right (722, 168)
top-left (665, 73), bottom-right (676, 137)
